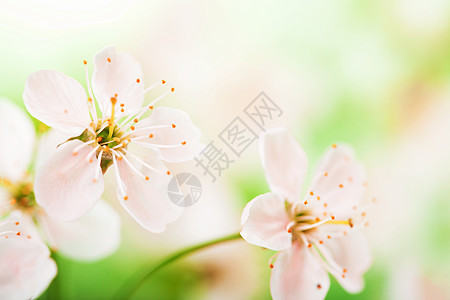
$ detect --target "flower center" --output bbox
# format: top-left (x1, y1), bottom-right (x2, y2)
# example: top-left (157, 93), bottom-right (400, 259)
top-left (0, 179), bottom-right (37, 214)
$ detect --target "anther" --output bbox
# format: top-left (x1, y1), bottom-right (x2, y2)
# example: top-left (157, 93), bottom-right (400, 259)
top-left (331, 215), bottom-right (335, 220)
top-left (16, 232), bottom-right (21, 236)
top-left (120, 103), bottom-right (125, 107)
top-left (287, 228), bottom-right (292, 233)
top-left (342, 274), bottom-right (346, 278)
top-left (317, 196), bottom-right (320, 200)
top-left (149, 134), bottom-right (154, 138)
top-left (308, 243), bottom-right (312, 248)
top-left (319, 240), bottom-right (323, 244)
top-left (343, 268), bottom-right (347, 273)
top-left (145, 176), bottom-right (149, 181)
top-left (315, 217), bottom-right (320, 222)
top-left (162, 80), bottom-right (166, 84)
top-left (348, 218), bottom-right (354, 228)
top-left (339, 184), bottom-right (344, 188)
top-left (83, 60), bottom-right (87, 65)
top-left (181, 141), bottom-right (186, 145)
top-left (97, 137), bottom-right (103, 142)
top-left (172, 124), bottom-right (176, 128)
top-left (309, 191), bottom-right (314, 196)
top-left (136, 78), bottom-right (140, 83)
top-left (123, 196), bottom-right (128, 200)
top-left (327, 235), bottom-right (331, 239)
top-left (304, 200), bottom-right (308, 205)
top-left (15, 222), bottom-right (19, 225)
top-left (332, 144), bottom-right (337, 148)
top-left (324, 172), bottom-right (328, 177)
top-left (171, 87), bottom-right (175, 92)
top-left (167, 171), bottom-right (171, 175)
top-left (121, 108), bottom-right (124, 112)
top-left (107, 58), bottom-right (111, 62)
top-left (324, 203), bottom-right (327, 207)
top-left (362, 212), bottom-right (366, 217)
top-left (134, 119), bottom-right (138, 123)
top-left (269, 263), bottom-right (274, 269)
top-left (317, 284), bottom-right (322, 289)
top-left (130, 126), bottom-right (135, 131)
top-left (149, 105), bottom-right (154, 109)
top-left (27, 235), bottom-right (31, 239)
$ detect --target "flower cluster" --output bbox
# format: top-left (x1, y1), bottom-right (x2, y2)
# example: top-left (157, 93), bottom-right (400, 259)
top-left (0, 46), bottom-right (372, 300)
top-left (0, 99), bottom-right (120, 299)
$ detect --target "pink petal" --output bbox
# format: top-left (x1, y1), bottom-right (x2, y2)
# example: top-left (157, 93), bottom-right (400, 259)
top-left (0, 238), bottom-right (56, 300)
top-left (116, 157), bottom-right (183, 232)
top-left (23, 70), bottom-right (91, 136)
top-left (91, 46), bottom-right (144, 116)
top-left (308, 144), bottom-right (366, 218)
top-left (270, 243), bottom-right (330, 300)
top-left (260, 127), bottom-right (308, 203)
top-left (133, 107), bottom-right (202, 162)
top-left (0, 99), bottom-right (35, 182)
top-left (40, 200), bottom-right (121, 261)
top-left (241, 193), bottom-right (292, 251)
top-left (34, 140), bottom-right (104, 221)
top-left (321, 231), bottom-right (372, 293)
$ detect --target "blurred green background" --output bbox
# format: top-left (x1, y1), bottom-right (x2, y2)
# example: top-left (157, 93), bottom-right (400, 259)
top-left (1, 0), bottom-right (449, 299)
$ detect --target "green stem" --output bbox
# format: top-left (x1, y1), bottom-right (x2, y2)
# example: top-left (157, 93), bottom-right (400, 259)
top-left (115, 232), bottom-right (242, 300)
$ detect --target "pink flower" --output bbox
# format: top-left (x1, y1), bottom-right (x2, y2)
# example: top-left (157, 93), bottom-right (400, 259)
top-left (23, 46), bottom-right (201, 232)
top-left (0, 212), bottom-right (56, 300)
top-left (240, 127), bottom-right (372, 300)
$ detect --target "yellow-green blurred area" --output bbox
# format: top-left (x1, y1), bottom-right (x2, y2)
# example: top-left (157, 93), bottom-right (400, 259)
top-left (1, 0), bottom-right (450, 299)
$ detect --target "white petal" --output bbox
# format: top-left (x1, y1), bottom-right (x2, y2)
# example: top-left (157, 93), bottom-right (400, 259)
top-left (0, 238), bottom-right (56, 300)
top-left (34, 140), bottom-right (104, 221)
top-left (0, 99), bottom-right (35, 182)
top-left (23, 70), bottom-right (91, 136)
top-left (270, 243), bottom-right (330, 300)
top-left (34, 129), bottom-right (68, 171)
top-left (240, 193), bottom-right (292, 251)
top-left (322, 231), bottom-right (372, 293)
top-left (309, 144), bottom-right (367, 218)
top-left (92, 46), bottom-right (144, 116)
top-left (133, 107), bottom-right (202, 162)
top-left (116, 157), bottom-right (183, 232)
top-left (260, 127), bottom-right (308, 202)
top-left (39, 200), bottom-right (121, 262)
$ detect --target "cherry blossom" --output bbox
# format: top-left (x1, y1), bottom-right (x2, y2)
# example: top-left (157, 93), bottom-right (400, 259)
top-left (240, 127), bottom-right (372, 300)
top-left (23, 46), bottom-right (201, 232)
